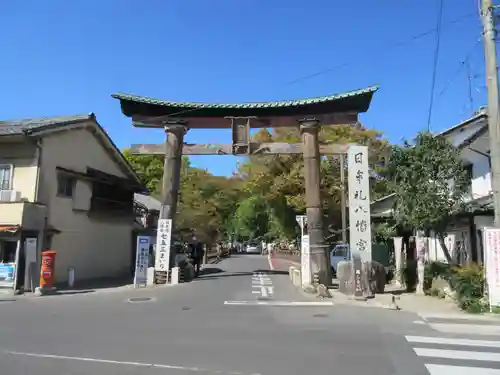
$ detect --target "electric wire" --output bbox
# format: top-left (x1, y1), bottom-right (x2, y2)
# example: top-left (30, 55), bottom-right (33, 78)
top-left (285, 12), bottom-right (475, 86)
top-left (426, 0), bottom-right (445, 131)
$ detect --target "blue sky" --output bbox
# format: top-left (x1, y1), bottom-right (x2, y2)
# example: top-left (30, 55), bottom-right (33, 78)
top-left (1, 0), bottom-right (487, 176)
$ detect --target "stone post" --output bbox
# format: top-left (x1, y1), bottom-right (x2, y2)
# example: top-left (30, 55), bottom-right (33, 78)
top-left (299, 118), bottom-right (331, 286)
top-left (160, 123), bottom-right (187, 221)
top-left (393, 236), bottom-right (403, 287)
top-left (415, 232), bottom-right (427, 295)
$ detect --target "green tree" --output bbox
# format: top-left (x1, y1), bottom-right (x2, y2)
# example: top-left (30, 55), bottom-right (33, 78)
top-left (123, 149), bottom-right (164, 193)
top-left (229, 196), bottom-right (269, 241)
top-left (387, 132), bottom-right (470, 262)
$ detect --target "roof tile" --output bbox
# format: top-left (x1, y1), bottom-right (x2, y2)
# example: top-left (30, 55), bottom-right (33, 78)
top-left (0, 114), bottom-right (93, 136)
top-left (111, 86), bottom-right (379, 110)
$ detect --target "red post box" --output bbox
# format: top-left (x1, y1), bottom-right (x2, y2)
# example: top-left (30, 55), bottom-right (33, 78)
top-left (40, 250), bottom-right (57, 289)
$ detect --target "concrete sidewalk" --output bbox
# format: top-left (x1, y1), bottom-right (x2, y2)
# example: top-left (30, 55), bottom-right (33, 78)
top-left (272, 254), bottom-right (500, 320)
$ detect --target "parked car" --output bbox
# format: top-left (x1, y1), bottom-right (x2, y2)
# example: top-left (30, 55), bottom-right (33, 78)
top-left (245, 242), bottom-right (260, 254)
top-left (330, 243), bottom-right (349, 276)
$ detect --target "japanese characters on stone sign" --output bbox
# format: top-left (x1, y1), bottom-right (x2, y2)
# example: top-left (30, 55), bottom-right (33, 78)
top-left (348, 145), bottom-right (372, 262)
top-left (134, 236), bottom-right (149, 287)
top-left (155, 219), bottom-right (172, 273)
top-left (484, 228), bottom-right (500, 309)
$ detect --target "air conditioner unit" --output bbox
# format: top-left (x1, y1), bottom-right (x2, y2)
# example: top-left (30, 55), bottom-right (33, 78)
top-left (0, 190), bottom-right (21, 202)
top-left (11, 190), bottom-right (21, 201)
top-left (0, 190), bottom-right (13, 202)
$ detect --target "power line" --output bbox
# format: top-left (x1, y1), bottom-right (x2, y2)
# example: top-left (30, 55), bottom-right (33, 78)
top-left (426, 0), bottom-right (445, 131)
top-left (285, 12), bottom-right (476, 86)
top-left (436, 38), bottom-right (482, 100)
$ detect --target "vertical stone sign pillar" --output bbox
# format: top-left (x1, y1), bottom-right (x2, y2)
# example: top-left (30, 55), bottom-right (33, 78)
top-left (348, 145), bottom-right (372, 263)
top-left (156, 123), bottom-right (186, 284)
top-left (299, 119), bottom-right (330, 286)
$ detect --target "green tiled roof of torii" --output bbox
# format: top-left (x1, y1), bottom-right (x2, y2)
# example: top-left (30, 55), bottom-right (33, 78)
top-left (112, 85), bottom-right (379, 118)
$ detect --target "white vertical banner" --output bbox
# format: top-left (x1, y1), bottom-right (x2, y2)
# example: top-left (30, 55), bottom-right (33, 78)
top-left (155, 219), bottom-right (172, 274)
top-left (348, 145), bottom-right (372, 263)
top-left (296, 215), bottom-right (311, 286)
top-left (483, 228), bottom-right (500, 309)
top-left (301, 234), bottom-right (311, 286)
top-left (134, 236), bottom-right (150, 287)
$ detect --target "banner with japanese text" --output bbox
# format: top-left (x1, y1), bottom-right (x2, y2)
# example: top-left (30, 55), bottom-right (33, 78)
top-left (155, 219), bottom-right (172, 273)
top-left (484, 227), bottom-right (500, 309)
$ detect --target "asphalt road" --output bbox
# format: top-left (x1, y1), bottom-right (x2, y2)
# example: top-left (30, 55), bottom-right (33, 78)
top-left (1, 253), bottom-right (495, 375)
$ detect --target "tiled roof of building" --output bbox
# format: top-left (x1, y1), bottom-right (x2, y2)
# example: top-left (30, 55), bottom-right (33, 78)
top-left (0, 114), bottom-right (94, 136)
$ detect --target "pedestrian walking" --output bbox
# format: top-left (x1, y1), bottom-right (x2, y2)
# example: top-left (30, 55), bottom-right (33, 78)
top-left (189, 235), bottom-right (204, 277)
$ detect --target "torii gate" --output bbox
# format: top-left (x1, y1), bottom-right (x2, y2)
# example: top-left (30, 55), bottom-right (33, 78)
top-left (113, 86), bottom-right (378, 286)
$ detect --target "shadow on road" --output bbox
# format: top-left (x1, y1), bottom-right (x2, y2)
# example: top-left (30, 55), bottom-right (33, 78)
top-left (194, 268), bottom-right (288, 281)
top-left (53, 276), bottom-right (132, 293)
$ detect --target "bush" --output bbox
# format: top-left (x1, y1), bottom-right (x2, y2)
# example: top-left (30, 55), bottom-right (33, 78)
top-left (449, 263), bottom-right (487, 313)
top-left (423, 261), bottom-right (451, 292)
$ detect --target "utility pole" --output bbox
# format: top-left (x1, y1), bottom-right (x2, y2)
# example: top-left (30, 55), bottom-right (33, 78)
top-left (481, 0), bottom-right (500, 226)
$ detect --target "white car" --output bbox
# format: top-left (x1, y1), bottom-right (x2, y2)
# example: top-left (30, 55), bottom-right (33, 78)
top-left (245, 243), bottom-right (260, 254)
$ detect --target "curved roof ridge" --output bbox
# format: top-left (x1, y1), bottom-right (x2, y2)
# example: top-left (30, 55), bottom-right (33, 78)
top-left (111, 85), bottom-right (379, 110)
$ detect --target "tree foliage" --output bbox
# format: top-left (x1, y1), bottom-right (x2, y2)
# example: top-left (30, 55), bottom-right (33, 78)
top-left (124, 149), bottom-right (243, 244)
top-left (387, 132), bottom-right (469, 262)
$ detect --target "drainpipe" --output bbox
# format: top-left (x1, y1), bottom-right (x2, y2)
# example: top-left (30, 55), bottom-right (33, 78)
top-left (33, 140), bottom-right (43, 202)
top-left (22, 130), bottom-right (43, 202)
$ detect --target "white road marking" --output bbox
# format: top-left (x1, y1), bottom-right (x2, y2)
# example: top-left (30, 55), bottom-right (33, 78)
top-left (3, 350), bottom-right (260, 375)
top-left (406, 335), bottom-right (500, 348)
top-left (425, 364), bottom-right (500, 375)
top-left (251, 272), bottom-right (274, 298)
top-left (428, 323), bottom-right (500, 336)
top-left (268, 255), bottom-right (274, 270)
top-left (418, 312), bottom-right (500, 321)
top-left (414, 347), bottom-right (500, 362)
top-left (224, 300), bottom-right (334, 306)
top-left (406, 335), bottom-right (500, 375)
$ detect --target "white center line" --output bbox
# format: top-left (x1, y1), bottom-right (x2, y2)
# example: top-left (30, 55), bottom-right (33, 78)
top-left (3, 350), bottom-right (261, 375)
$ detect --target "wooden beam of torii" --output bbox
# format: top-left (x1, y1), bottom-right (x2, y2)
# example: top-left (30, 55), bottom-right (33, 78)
top-left (130, 142), bottom-right (352, 156)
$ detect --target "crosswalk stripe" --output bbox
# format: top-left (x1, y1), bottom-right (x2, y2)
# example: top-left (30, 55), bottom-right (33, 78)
top-left (406, 335), bottom-right (500, 374)
top-left (425, 364), bottom-right (500, 375)
top-left (406, 335), bottom-right (500, 348)
top-left (414, 347), bottom-right (500, 362)
top-left (428, 323), bottom-right (500, 336)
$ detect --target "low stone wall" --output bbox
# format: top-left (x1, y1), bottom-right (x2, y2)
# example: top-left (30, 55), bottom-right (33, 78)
top-left (272, 250), bottom-right (300, 264)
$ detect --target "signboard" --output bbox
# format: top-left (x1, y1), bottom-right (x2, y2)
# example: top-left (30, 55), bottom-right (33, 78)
top-left (134, 236), bottom-right (150, 287)
top-left (0, 263), bottom-right (15, 288)
top-left (483, 228), bottom-right (500, 309)
top-left (301, 234), bottom-right (312, 286)
top-left (155, 219), bottom-right (172, 274)
top-left (295, 215), bottom-right (307, 232)
top-left (352, 253), bottom-right (364, 298)
top-left (348, 145), bottom-right (372, 263)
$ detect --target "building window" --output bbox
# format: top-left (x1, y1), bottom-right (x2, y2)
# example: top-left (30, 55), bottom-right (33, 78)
top-left (0, 165), bottom-right (12, 190)
top-left (57, 173), bottom-right (76, 198)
